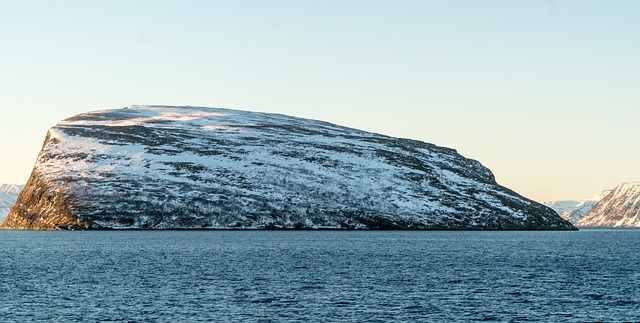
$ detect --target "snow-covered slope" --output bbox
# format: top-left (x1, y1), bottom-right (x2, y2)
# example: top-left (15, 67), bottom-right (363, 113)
top-left (2, 105), bottom-right (574, 230)
top-left (545, 189), bottom-right (612, 224)
top-left (577, 182), bottom-right (640, 227)
top-left (0, 184), bottom-right (23, 224)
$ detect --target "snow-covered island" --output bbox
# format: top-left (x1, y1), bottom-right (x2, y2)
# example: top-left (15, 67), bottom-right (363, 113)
top-left (1, 106), bottom-right (574, 230)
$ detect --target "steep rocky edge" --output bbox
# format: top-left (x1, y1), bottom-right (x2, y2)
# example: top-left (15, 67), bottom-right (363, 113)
top-left (3, 168), bottom-right (85, 230)
top-left (2, 105), bottom-right (575, 230)
top-left (576, 182), bottom-right (640, 227)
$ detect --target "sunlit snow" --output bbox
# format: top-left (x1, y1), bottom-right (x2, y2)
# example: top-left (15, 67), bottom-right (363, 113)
top-left (16, 105), bottom-right (570, 229)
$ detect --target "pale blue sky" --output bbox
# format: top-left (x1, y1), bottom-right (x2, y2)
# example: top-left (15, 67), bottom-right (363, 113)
top-left (1, 0), bottom-right (638, 202)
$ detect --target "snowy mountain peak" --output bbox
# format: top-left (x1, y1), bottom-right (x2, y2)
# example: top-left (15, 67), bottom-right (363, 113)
top-left (0, 184), bottom-right (24, 224)
top-left (576, 182), bottom-right (640, 227)
top-left (611, 182), bottom-right (640, 194)
top-left (0, 184), bottom-right (23, 195)
top-left (545, 189), bottom-right (612, 224)
top-left (2, 106), bottom-right (574, 230)
top-left (592, 189), bottom-right (613, 201)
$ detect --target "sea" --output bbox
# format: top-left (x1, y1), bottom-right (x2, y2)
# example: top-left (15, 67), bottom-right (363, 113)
top-left (1, 229), bottom-right (639, 322)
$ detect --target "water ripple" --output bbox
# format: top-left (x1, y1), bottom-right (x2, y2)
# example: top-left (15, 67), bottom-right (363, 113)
top-left (1, 230), bottom-right (640, 322)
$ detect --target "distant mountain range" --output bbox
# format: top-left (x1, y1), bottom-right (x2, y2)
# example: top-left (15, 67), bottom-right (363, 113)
top-left (0, 184), bottom-right (23, 224)
top-left (547, 182), bottom-right (640, 227)
top-left (577, 182), bottom-right (640, 227)
top-left (545, 189), bottom-right (612, 224)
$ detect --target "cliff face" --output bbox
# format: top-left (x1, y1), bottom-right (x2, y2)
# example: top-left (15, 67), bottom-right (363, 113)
top-left (2, 168), bottom-right (85, 230)
top-left (576, 183), bottom-right (640, 227)
top-left (1, 105), bottom-right (574, 230)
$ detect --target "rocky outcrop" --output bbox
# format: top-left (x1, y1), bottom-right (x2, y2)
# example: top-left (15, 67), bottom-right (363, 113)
top-left (3, 169), bottom-right (86, 230)
top-left (576, 182), bottom-right (640, 227)
top-left (1, 105), bottom-right (575, 230)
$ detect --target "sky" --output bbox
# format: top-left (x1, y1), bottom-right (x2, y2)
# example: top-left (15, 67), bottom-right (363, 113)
top-left (0, 0), bottom-right (638, 203)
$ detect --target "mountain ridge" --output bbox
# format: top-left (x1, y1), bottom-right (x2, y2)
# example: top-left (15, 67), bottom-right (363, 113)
top-left (545, 189), bottom-right (612, 224)
top-left (576, 182), bottom-right (640, 227)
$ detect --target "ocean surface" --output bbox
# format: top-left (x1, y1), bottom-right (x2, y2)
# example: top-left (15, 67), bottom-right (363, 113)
top-left (1, 229), bottom-right (639, 322)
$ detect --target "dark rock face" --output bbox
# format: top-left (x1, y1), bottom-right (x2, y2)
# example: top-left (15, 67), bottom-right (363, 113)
top-left (1, 105), bottom-right (575, 230)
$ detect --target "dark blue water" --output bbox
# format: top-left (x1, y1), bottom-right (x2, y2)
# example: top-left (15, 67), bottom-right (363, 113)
top-left (1, 230), bottom-right (639, 322)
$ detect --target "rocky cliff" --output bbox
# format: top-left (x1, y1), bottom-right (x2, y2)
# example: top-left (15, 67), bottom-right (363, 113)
top-left (1, 105), bottom-right (574, 230)
top-left (576, 182), bottom-right (640, 227)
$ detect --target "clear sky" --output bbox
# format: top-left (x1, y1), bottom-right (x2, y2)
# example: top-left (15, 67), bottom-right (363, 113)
top-left (1, 0), bottom-right (639, 202)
